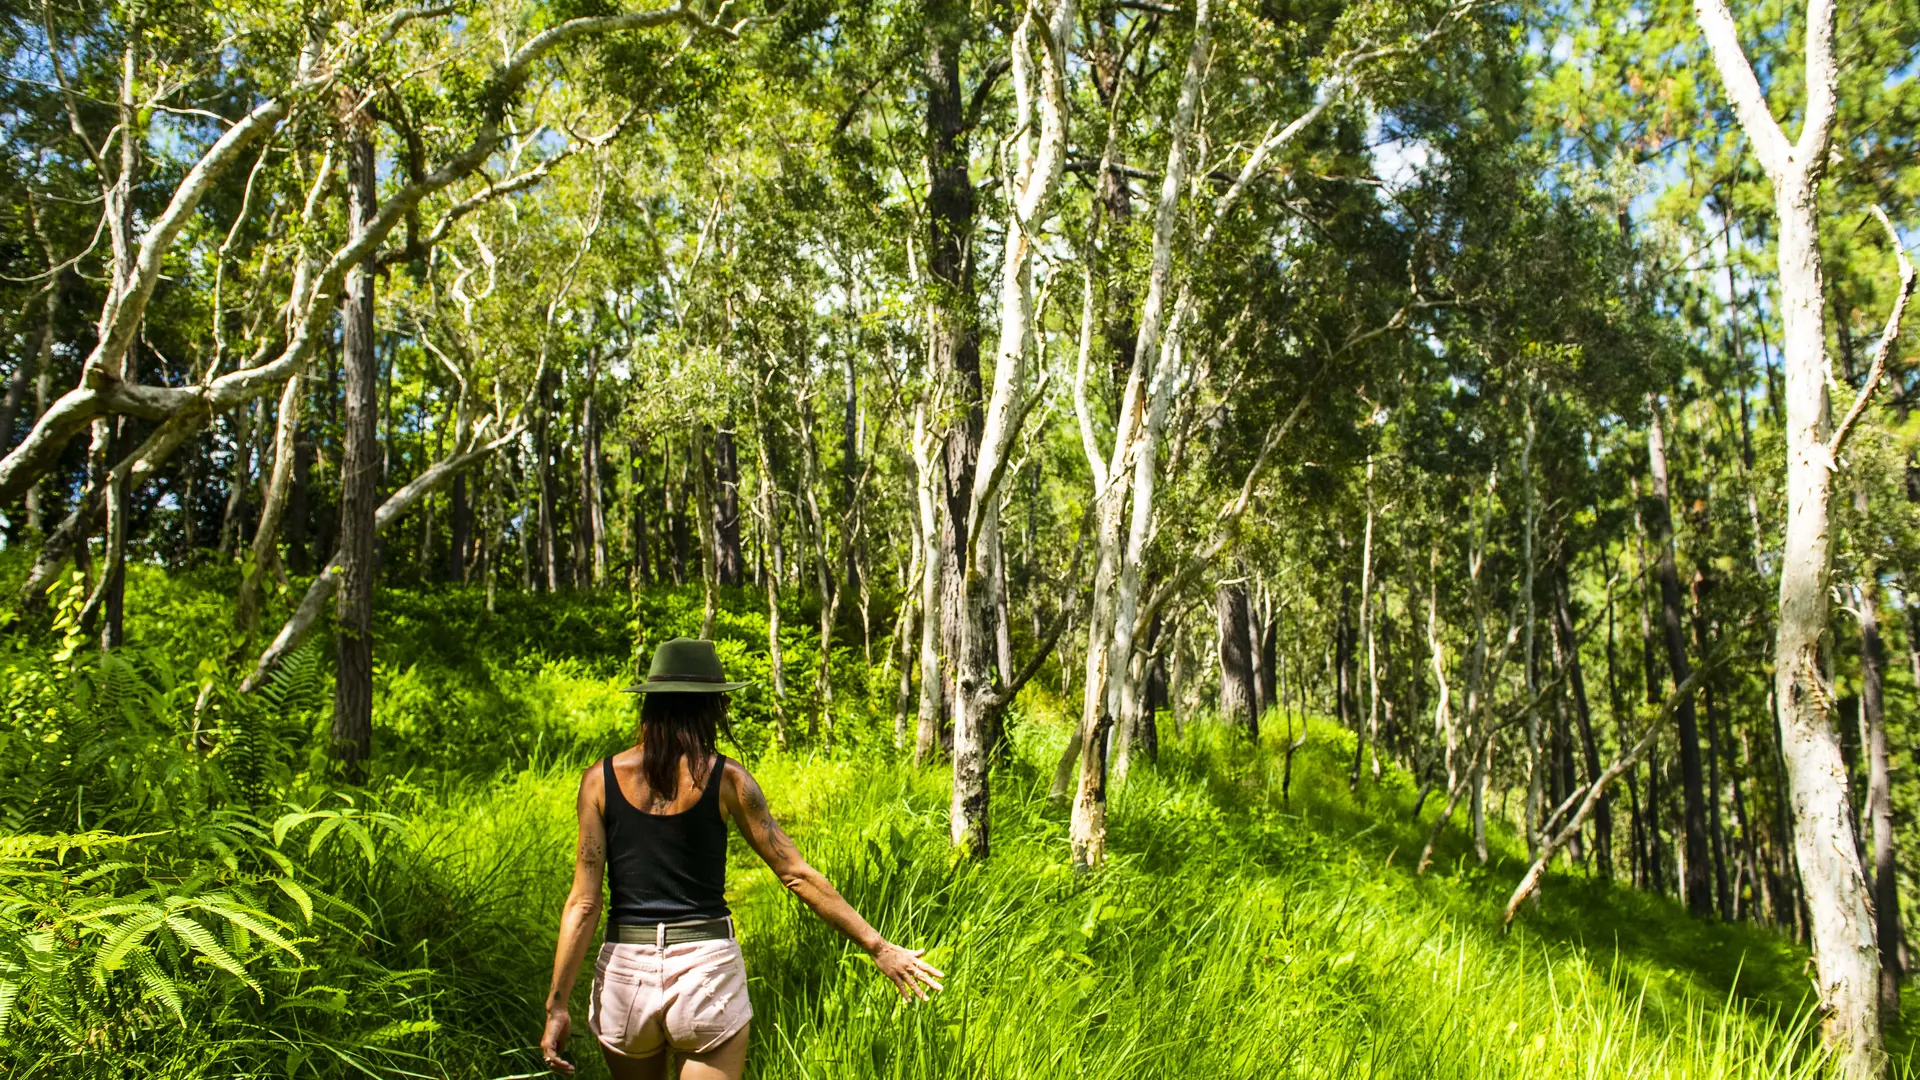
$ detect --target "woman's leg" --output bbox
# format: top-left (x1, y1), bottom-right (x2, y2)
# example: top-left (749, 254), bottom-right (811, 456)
top-left (677, 1023), bottom-right (750, 1080)
top-left (600, 1044), bottom-right (669, 1080)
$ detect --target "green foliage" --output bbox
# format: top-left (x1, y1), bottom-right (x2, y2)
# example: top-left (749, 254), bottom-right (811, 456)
top-left (0, 564), bottom-right (1894, 1077)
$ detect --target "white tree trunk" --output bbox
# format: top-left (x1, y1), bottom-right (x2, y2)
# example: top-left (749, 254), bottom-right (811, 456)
top-left (952, 0), bottom-right (1077, 857)
top-left (1694, 0), bottom-right (1879, 1069)
top-left (912, 402), bottom-right (945, 764)
top-left (236, 373), bottom-right (302, 631)
top-left (1069, 0), bottom-right (1209, 869)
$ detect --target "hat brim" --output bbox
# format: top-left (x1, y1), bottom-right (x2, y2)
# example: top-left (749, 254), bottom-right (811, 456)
top-left (621, 680), bottom-right (753, 694)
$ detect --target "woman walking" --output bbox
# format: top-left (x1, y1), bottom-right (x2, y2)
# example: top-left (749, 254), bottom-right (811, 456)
top-left (540, 638), bottom-right (943, 1077)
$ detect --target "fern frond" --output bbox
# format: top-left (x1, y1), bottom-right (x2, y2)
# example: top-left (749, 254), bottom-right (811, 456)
top-left (128, 949), bottom-right (185, 1025)
top-left (162, 915), bottom-right (260, 993)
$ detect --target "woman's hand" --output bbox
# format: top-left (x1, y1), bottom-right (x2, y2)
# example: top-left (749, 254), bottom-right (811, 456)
top-left (539, 1006), bottom-right (574, 1074)
top-left (870, 941), bottom-right (945, 1001)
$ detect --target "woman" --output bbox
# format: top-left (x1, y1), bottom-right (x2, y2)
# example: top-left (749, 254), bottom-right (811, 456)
top-left (539, 637), bottom-right (943, 1078)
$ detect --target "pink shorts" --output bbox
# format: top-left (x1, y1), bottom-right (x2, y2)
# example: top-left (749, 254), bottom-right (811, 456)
top-left (588, 937), bottom-right (752, 1057)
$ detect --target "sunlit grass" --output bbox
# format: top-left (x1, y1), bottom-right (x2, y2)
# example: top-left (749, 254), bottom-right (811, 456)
top-left (373, 691), bottom-right (1872, 1080)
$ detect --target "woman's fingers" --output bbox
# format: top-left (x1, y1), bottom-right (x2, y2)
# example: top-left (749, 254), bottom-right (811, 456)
top-left (877, 943), bottom-right (945, 999)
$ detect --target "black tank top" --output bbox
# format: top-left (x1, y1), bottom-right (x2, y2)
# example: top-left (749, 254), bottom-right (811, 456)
top-left (602, 753), bottom-right (731, 924)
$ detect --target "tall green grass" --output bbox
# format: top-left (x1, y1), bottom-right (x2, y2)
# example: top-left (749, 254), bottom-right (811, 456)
top-left (0, 566), bottom-right (1900, 1077)
top-left (366, 700), bottom-right (1874, 1080)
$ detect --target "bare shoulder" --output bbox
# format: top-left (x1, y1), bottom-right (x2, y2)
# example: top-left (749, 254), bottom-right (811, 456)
top-left (720, 758), bottom-right (761, 803)
top-left (577, 759), bottom-right (606, 813)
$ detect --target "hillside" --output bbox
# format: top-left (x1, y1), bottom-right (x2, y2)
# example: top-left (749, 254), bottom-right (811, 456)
top-left (0, 573), bottom-right (1896, 1079)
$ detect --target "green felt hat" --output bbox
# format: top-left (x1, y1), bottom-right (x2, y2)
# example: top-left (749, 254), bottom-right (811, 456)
top-left (623, 637), bottom-right (751, 694)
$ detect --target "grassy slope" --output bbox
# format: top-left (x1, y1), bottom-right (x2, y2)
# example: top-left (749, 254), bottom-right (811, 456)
top-left (391, 691), bottom-right (1882, 1079)
top-left (28, 567), bottom-right (1902, 1078)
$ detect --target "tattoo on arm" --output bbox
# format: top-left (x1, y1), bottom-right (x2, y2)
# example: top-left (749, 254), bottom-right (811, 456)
top-left (742, 776), bottom-right (799, 863)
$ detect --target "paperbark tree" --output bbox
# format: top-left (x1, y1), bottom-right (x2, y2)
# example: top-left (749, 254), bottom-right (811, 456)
top-left (921, 0), bottom-right (986, 768)
top-left (951, 0), bottom-right (1076, 858)
top-left (1694, 0), bottom-right (1912, 1067)
top-left (0, 5), bottom-right (730, 518)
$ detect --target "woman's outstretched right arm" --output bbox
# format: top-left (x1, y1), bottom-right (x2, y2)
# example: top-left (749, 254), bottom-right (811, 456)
top-left (540, 764), bottom-right (608, 1073)
top-left (721, 762), bottom-right (944, 1001)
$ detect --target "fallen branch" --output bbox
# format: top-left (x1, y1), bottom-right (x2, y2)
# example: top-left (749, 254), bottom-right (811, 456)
top-left (1502, 657), bottom-right (1719, 927)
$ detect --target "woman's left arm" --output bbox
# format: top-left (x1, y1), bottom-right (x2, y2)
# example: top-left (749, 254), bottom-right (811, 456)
top-left (540, 765), bottom-right (608, 1074)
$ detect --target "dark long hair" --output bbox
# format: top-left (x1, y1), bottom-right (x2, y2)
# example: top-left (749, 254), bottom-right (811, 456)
top-left (638, 692), bottom-right (723, 801)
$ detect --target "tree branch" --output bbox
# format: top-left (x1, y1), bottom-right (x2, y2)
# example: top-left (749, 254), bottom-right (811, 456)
top-left (241, 425), bottom-right (520, 691)
top-left (1503, 655), bottom-right (1721, 926)
top-left (1693, 0), bottom-right (1792, 179)
top-left (1827, 205), bottom-right (1915, 461)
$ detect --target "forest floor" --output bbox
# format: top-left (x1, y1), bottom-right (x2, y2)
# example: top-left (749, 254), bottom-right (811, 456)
top-left (7, 567), bottom-right (1913, 1078)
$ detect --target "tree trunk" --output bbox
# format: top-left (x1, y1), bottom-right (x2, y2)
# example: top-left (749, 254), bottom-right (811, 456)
top-left (714, 426), bottom-right (742, 587)
top-left (1217, 578), bottom-right (1255, 730)
top-left (581, 355), bottom-right (608, 586)
top-left (1646, 404), bottom-right (1713, 916)
top-left (911, 403), bottom-right (944, 764)
top-left (1258, 594), bottom-right (1277, 718)
top-left (1853, 489), bottom-right (1901, 1017)
top-left (448, 472), bottom-right (469, 581)
top-left (1336, 568), bottom-right (1355, 735)
top-left (628, 438), bottom-right (652, 586)
top-left (1555, 561), bottom-right (1612, 879)
top-left (693, 424), bottom-right (722, 639)
top-left (331, 124), bottom-right (379, 779)
top-left (953, 0), bottom-right (1075, 860)
top-left (217, 399), bottom-right (257, 558)
top-left (1248, 585), bottom-right (1269, 721)
top-left (237, 373), bottom-right (302, 631)
top-left (1355, 468), bottom-right (1380, 790)
top-left (841, 349), bottom-right (859, 603)
top-left (1695, 0), bottom-right (1880, 1064)
top-left (923, 0), bottom-right (983, 763)
top-left (537, 369), bottom-right (559, 592)
top-left (288, 424), bottom-right (312, 574)
top-left (753, 398), bottom-right (788, 748)
top-left (894, 518), bottom-right (922, 751)
top-left (22, 279), bottom-right (58, 535)
top-left (1691, 570), bottom-right (1733, 919)
top-left (1522, 396), bottom-right (1542, 854)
